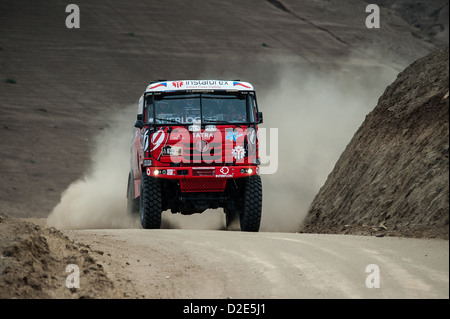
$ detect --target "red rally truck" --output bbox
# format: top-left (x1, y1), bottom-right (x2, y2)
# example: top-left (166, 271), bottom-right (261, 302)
top-left (127, 80), bottom-right (263, 231)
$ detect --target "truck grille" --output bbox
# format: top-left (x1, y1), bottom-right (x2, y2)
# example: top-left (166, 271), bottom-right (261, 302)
top-left (183, 142), bottom-right (222, 162)
top-left (179, 178), bottom-right (227, 192)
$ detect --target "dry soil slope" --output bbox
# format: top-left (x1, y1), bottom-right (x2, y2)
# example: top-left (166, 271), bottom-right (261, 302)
top-left (0, 213), bottom-right (125, 298)
top-left (300, 45), bottom-right (449, 239)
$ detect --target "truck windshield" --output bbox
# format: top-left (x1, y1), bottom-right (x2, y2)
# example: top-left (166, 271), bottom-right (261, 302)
top-left (147, 93), bottom-right (256, 125)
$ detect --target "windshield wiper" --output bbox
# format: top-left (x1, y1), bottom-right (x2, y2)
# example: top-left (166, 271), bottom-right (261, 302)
top-left (203, 118), bottom-right (243, 127)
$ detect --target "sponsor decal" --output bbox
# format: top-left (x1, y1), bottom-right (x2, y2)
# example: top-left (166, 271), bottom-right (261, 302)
top-left (193, 132), bottom-right (213, 138)
top-left (172, 81), bottom-right (183, 88)
top-left (205, 125), bottom-right (216, 132)
top-left (150, 129), bottom-right (166, 152)
top-left (150, 128), bottom-right (169, 160)
top-left (162, 145), bottom-right (182, 156)
top-left (247, 129), bottom-right (257, 144)
top-left (188, 125), bottom-right (201, 132)
top-left (149, 82), bottom-right (167, 90)
top-left (226, 130), bottom-right (243, 142)
top-left (148, 80), bottom-right (252, 91)
top-left (233, 81), bottom-right (251, 89)
top-left (185, 80), bottom-right (229, 86)
top-left (143, 129), bottom-right (149, 151)
top-left (232, 145), bottom-right (245, 160)
top-left (246, 128), bottom-right (257, 155)
top-left (216, 166), bottom-right (234, 178)
top-left (167, 169), bottom-right (175, 176)
top-left (196, 140), bottom-right (209, 153)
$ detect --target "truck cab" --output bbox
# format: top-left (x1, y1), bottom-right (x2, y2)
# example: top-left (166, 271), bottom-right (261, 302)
top-left (127, 80), bottom-right (263, 231)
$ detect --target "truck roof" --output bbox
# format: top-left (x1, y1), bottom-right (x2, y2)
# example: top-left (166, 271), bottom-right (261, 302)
top-left (144, 80), bottom-right (254, 93)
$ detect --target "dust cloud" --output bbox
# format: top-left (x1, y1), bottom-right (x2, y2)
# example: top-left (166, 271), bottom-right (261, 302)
top-left (46, 107), bottom-right (140, 230)
top-left (257, 61), bottom-right (398, 232)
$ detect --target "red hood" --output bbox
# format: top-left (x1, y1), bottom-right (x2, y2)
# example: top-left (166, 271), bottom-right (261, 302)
top-left (148, 125), bottom-right (258, 165)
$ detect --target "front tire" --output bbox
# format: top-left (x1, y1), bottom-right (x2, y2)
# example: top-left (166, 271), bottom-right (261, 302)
top-left (140, 173), bottom-right (162, 229)
top-left (240, 175), bottom-right (262, 232)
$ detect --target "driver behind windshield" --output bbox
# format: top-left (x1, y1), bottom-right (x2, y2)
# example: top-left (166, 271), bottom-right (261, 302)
top-left (203, 101), bottom-right (221, 121)
top-left (156, 101), bottom-right (171, 114)
top-left (224, 100), bottom-right (245, 122)
top-left (156, 101), bottom-right (187, 124)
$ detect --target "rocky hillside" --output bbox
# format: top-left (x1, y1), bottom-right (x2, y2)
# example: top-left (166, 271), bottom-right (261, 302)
top-left (300, 45), bottom-right (449, 239)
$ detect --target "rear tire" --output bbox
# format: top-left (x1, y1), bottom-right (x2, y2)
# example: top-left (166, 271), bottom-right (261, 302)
top-left (140, 173), bottom-right (162, 229)
top-left (240, 175), bottom-right (262, 232)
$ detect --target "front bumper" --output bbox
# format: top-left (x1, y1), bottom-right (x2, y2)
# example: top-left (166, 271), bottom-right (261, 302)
top-left (145, 165), bottom-right (259, 179)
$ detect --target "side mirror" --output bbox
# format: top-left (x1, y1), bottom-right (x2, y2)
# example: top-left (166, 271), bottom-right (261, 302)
top-left (134, 120), bottom-right (144, 129)
top-left (134, 114), bottom-right (144, 128)
top-left (257, 112), bottom-right (263, 124)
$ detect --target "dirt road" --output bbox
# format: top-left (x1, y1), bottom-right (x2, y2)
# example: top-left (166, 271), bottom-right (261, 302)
top-left (64, 228), bottom-right (449, 299)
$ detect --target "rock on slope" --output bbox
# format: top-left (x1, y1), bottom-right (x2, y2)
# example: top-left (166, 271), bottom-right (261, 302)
top-left (300, 45), bottom-right (449, 239)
